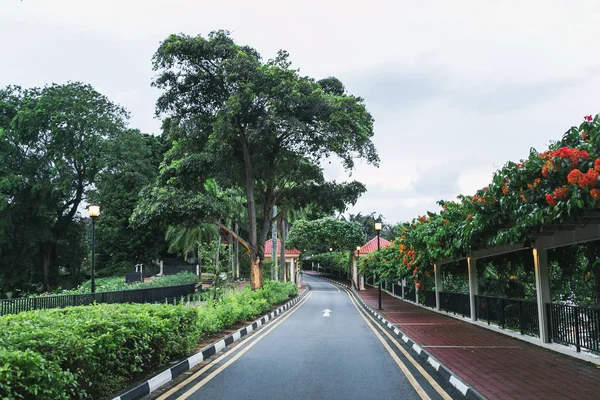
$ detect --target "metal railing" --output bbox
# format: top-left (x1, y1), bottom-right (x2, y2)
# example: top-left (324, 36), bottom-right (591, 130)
top-left (405, 285), bottom-right (416, 302)
top-left (548, 303), bottom-right (600, 354)
top-left (424, 290), bottom-right (436, 308)
top-left (0, 283), bottom-right (197, 316)
top-left (475, 295), bottom-right (539, 337)
top-left (439, 291), bottom-right (471, 317)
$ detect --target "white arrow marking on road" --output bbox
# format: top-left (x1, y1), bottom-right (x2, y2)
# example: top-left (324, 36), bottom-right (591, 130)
top-left (322, 309), bottom-right (331, 317)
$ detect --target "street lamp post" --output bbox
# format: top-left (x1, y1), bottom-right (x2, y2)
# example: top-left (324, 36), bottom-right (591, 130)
top-left (88, 205), bottom-right (100, 294)
top-left (374, 222), bottom-right (382, 310)
top-left (328, 247), bottom-right (333, 275)
top-left (355, 246), bottom-right (360, 289)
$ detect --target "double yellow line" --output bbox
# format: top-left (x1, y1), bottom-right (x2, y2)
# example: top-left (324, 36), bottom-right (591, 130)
top-left (157, 292), bottom-right (313, 400)
top-left (343, 286), bottom-right (452, 400)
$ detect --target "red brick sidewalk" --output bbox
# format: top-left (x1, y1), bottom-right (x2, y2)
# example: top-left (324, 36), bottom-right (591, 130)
top-left (306, 272), bottom-right (600, 400)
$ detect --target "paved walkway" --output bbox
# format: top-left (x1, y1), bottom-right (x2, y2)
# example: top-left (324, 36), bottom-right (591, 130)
top-left (305, 271), bottom-right (600, 400)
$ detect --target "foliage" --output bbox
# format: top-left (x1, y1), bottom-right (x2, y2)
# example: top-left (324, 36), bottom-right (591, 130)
top-left (0, 279), bottom-right (298, 399)
top-left (0, 83), bottom-right (130, 292)
top-left (341, 212), bottom-right (394, 240)
top-left (27, 272), bottom-right (198, 297)
top-left (287, 217), bottom-right (366, 254)
top-left (89, 129), bottom-right (166, 271)
top-left (134, 30), bottom-right (378, 289)
top-left (309, 251), bottom-right (352, 273)
top-left (0, 303), bottom-right (201, 399)
top-left (358, 115), bottom-right (600, 303)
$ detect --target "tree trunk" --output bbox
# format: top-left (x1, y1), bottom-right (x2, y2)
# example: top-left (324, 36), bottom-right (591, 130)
top-left (280, 218), bottom-right (286, 282)
top-left (250, 256), bottom-right (263, 289)
top-left (234, 222), bottom-right (239, 279)
top-left (228, 229), bottom-right (233, 279)
top-left (271, 205), bottom-right (278, 280)
top-left (42, 247), bottom-right (52, 292)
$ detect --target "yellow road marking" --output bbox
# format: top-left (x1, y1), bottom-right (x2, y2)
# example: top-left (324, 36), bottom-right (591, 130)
top-left (344, 287), bottom-right (452, 400)
top-left (160, 291), bottom-right (313, 400)
top-left (343, 288), bottom-right (431, 400)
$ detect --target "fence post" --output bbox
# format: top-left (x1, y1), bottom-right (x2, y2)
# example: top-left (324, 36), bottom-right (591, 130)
top-left (518, 301), bottom-right (524, 335)
top-left (499, 298), bottom-right (505, 329)
top-left (533, 247), bottom-right (551, 343)
top-left (434, 262), bottom-right (442, 311)
top-left (467, 257), bottom-right (478, 321)
top-left (574, 307), bottom-right (581, 352)
top-left (402, 279), bottom-right (406, 299)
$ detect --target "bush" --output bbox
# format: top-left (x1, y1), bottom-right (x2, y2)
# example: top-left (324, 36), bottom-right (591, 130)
top-left (27, 272), bottom-right (199, 297)
top-left (0, 304), bottom-right (201, 399)
top-left (0, 280), bottom-right (298, 399)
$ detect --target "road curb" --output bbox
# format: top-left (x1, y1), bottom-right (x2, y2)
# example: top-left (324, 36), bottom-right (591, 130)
top-left (113, 289), bottom-right (309, 400)
top-left (313, 274), bottom-right (486, 400)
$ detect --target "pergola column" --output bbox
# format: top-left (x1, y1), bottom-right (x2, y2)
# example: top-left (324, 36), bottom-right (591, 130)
top-left (290, 258), bottom-right (295, 284)
top-left (359, 275), bottom-right (365, 290)
top-left (533, 247), bottom-right (551, 343)
top-left (434, 263), bottom-right (442, 311)
top-left (415, 282), bottom-right (419, 304)
top-left (401, 278), bottom-right (405, 298)
top-left (467, 257), bottom-right (478, 321)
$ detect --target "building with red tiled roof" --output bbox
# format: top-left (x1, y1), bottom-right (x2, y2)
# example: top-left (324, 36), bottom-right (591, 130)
top-left (264, 239), bottom-right (301, 256)
top-left (264, 239), bottom-right (301, 284)
top-left (356, 236), bottom-right (393, 256)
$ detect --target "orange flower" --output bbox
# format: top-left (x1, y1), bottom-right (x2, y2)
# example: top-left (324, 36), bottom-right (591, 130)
top-left (502, 186), bottom-right (509, 195)
top-left (520, 194), bottom-right (528, 203)
top-left (578, 169), bottom-right (599, 189)
top-left (466, 215), bottom-right (472, 220)
top-left (443, 219), bottom-right (447, 224)
top-left (594, 158), bottom-right (600, 173)
top-left (553, 185), bottom-right (569, 200)
top-left (442, 205), bottom-right (447, 210)
top-left (545, 194), bottom-right (558, 206)
top-left (582, 130), bottom-right (587, 140)
top-left (591, 189), bottom-right (600, 201)
top-left (482, 186), bottom-right (489, 190)
top-left (567, 169), bottom-right (582, 184)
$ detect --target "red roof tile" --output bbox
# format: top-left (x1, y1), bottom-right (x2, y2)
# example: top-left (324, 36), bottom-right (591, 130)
top-left (264, 239), bottom-right (301, 256)
top-left (356, 236), bottom-right (393, 255)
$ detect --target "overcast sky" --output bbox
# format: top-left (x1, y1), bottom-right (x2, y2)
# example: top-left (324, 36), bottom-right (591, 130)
top-left (2, 0), bottom-right (599, 224)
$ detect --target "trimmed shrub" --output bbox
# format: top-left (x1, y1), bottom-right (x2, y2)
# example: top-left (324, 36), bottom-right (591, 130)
top-left (0, 280), bottom-right (298, 399)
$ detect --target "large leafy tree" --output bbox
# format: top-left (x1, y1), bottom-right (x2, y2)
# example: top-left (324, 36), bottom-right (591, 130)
top-left (133, 31), bottom-right (378, 289)
top-left (89, 129), bottom-right (166, 271)
top-left (287, 217), bottom-right (366, 254)
top-left (0, 83), bottom-right (128, 291)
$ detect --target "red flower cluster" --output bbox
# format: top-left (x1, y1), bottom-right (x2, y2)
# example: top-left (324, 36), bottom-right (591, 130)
top-left (546, 194), bottom-right (558, 206)
top-left (567, 169), bottom-right (582, 184)
top-left (541, 147), bottom-right (589, 167)
top-left (584, 115), bottom-right (594, 122)
top-left (578, 169), bottom-right (599, 189)
top-left (591, 189), bottom-right (600, 201)
top-left (553, 185), bottom-right (569, 200)
top-left (595, 158), bottom-right (600, 173)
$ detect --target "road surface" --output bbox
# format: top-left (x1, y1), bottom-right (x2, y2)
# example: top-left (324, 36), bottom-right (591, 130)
top-left (151, 275), bottom-right (462, 400)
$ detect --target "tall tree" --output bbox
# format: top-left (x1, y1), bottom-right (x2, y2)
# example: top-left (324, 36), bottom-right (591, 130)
top-left (287, 217), bottom-right (366, 254)
top-left (89, 129), bottom-right (166, 271)
top-left (0, 83), bottom-right (128, 291)
top-left (134, 31), bottom-right (378, 289)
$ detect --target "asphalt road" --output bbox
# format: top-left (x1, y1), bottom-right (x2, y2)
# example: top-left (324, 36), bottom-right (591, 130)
top-left (156, 275), bottom-right (461, 400)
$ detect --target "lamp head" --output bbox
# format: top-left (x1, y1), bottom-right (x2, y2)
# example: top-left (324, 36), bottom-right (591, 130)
top-left (88, 204), bottom-right (100, 218)
top-left (329, 247), bottom-right (333, 252)
top-left (356, 246), bottom-right (361, 251)
top-left (374, 222), bottom-right (382, 231)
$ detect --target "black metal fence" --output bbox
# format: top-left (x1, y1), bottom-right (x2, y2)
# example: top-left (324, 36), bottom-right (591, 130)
top-left (0, 283), bottom-right (197, 316)
top-left (475, 295), bottom-right (539, 337)
top-left (439, 291), bottom-right (471, 317)
top-left (424, 290), bottom-right (436, 308)
top-left (405, 285), bottom-right (416, 302)
top-left (548, 303), bottom-right (600, 354)
top-left (393, 283), bottom-right (402, 297)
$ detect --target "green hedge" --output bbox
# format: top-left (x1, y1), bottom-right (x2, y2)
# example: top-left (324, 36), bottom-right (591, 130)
top-left (28, 272), bottom-right (199, 297)
top-left (0, 281), bottom-right (298, 399)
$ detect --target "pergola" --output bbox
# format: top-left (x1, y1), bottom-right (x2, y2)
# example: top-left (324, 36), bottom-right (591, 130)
top-left (263, 239), bottom-right (301, 285)
top-left (353, 236), bottom-right (393, 290)
top-left (431, 210), bottom-right (600, 344)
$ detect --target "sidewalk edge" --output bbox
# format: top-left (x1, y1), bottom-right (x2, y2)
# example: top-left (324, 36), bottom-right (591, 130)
top-left (113, 289), bottom-right (309, 400)
top-left (315, 274), bottom-right (486, 400)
